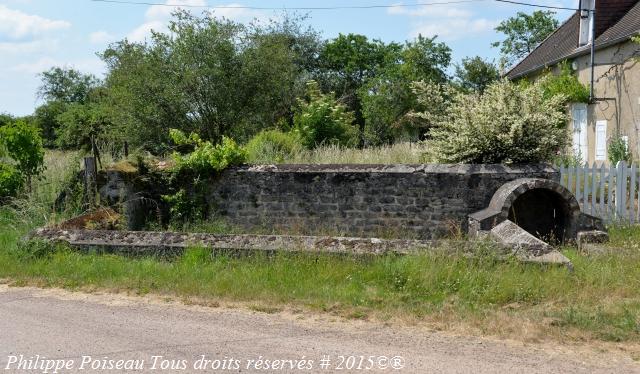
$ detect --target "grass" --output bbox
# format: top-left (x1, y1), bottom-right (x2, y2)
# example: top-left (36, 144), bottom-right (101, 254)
top-left (1, 241), bottom-right (640, 344)
top-left (1, 150), bottom-right (640, 346)
top-left (275, 142), bottom-right (429, 164)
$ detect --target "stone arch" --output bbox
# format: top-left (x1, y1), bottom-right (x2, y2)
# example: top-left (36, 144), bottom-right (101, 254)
top-left (485, 178), bottom-right (581, 242)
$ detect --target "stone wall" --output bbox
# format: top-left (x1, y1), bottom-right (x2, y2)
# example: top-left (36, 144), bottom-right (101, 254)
top-left (204, 164), bottom-right (559, 239)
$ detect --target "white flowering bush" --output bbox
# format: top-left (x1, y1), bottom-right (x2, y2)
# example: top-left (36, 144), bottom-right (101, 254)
top-left (418, 79), bottom-right (568, 164)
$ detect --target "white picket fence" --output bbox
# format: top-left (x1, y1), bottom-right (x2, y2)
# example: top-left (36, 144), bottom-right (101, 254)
top-left (558, 161), bottom-right (640, 224)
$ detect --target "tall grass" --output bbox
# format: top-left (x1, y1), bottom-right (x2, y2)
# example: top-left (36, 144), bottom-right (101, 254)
top-left (263, 142), bottom-right (430, 164)
top-left (0, 150), bottom-right (82, 252)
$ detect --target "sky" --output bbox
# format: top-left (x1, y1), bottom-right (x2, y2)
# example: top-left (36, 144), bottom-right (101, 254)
top-left (0, 0), bottom-right (577, 116)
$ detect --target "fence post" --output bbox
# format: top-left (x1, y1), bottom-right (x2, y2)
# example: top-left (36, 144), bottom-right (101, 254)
top-left (84, 156), bottom-right (97, 207)
top-left (599, 163), bottom-right (606, 217)
top-left (576, 165), bottom-right (582, 206)
top-left (584, 162), bottom-right (591, 214)
top-left (616, 161), bottom-right (627, 219)
top-left (629, 163), bottom-right (637, 224)
top-left (590, 162), bottom-right (597, 215)
top-left (567, 165), bottom-right (574, 194)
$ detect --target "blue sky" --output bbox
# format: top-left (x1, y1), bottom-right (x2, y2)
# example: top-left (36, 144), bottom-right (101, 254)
top-left (0, 0), bottom-right (576, 116)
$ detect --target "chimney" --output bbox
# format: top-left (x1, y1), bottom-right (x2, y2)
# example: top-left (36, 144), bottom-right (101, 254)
top-left (578, 0), bottom-right (594, 47)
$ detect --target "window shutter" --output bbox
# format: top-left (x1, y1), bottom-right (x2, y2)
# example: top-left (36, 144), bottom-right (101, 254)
top-left (595, 120), bottom-right (607, 161)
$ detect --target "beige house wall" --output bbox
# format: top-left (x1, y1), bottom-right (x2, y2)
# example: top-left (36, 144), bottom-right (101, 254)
top-left (570, 40), bottom-right (640, 165)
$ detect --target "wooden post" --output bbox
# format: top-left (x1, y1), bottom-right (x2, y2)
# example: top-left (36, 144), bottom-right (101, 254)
top-left (608, 162), bottom-right (615, 218)
top-left (124, 141), bottom-right (129, 158)
top-left (84, 156), bottom-right (97, 207)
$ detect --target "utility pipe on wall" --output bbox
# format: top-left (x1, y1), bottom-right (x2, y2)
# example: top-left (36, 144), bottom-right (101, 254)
top-left (589, 2), bottom-right (596, 103)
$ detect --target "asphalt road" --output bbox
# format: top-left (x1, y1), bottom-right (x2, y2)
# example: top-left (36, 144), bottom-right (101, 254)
top-left (0, 285), bottom-right (637, 373)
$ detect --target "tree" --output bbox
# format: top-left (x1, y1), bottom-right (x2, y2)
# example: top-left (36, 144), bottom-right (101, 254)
top-left (317, 33), bottom-right (392, 144)
top-left (38, 67), bottom-right (100, 104)
top-left (101, 11), bottom-right (317, 151)
top-left (0, 113), bottom-right (13, 127)
top-left (359, 35), bottom-right (451, 144)
top-left (33, 101), bottom-right (67, 148)
top-left (55, 102), bottom-right (114, 150)
top-left (492, 11), bottom-right (559, 68)
top-left (454, 56), bottom-right (500, 94)
top-left (34, 68), bottom-right (102, 148)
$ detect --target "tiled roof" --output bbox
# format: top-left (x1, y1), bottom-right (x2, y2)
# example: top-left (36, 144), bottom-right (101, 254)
top-left (506, 0), bottom-right (640, 79)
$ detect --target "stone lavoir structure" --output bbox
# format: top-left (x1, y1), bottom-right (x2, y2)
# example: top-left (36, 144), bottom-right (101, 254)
top-left (100, 163), bottom-right (604, 243)
top-left (32, 162), bottom-right (609, 267)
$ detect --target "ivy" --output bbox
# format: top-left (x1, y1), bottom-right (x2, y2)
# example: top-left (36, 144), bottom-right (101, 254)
top-left (539, 61), bottom-right (590, 104)
top-left (162, 129), bottom-right (247, 222)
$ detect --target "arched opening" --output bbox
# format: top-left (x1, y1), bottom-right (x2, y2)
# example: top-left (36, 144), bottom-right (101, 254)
top-left (507, 189), bottom-right (572, 243)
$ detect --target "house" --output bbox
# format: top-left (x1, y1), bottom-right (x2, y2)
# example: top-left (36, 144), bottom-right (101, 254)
top-left (506, 0), bottom-right (640, 165)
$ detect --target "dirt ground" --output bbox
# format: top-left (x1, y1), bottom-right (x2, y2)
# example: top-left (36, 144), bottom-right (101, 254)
top-left (1, 284), bottom-right (638, 373)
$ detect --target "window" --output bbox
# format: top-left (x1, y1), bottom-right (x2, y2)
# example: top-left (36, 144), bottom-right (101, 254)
top-left (571, 103), bottom-right (588, 163)
top-left (595, 120), bottom-right (607, 161)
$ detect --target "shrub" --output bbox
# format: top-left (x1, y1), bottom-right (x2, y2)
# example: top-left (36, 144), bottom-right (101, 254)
top-left (163, 129), bottom-right (247, 222)
top-left (0, 119), bottom-right (45, 199)
top-left (293, 80), bottom-right (356, 149)
top-left (608, 136), bottom-right (632, 165)
top-left (169, 129), bottom-right (247, 175)
top-left (0, 120), bottom-right (45, 178)
top-left (0, 163), bottom-right (23, 199)
top-left (245, 129), bottom-right (303, 163)
top-left (422, 79), bottom-right (568, 164)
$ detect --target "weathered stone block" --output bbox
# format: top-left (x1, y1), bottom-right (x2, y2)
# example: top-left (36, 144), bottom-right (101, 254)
top-left (577, 230), bottom-right (609, 251)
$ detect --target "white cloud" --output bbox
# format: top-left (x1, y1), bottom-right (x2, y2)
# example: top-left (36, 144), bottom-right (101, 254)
top-left (387, 3), bottom-right (499, 41)
top-left (411, 18), bottom-right (499, 40)
top-left (128, 20), bottom-right (166, 43)
top-left (127, 0), bottom-right (206, 42)
top-left (388, 4), bottom-right (471, 18)
top-left (10, 56), bottom-right (59, 74)
top-left (89, 30), bottom-right (115, 44)
top-left (211, 3), bottom-right (268, 22)
top-left (128, 1), bottom-right (272, 42)
top-left (145, 0), bottom-right (207, 20)
top-left (0, 39), bottom-right (60, 55)
top-left (10, 56), bottom-right (106, 75)
top-left (0, 5), bottom-right (70, 40)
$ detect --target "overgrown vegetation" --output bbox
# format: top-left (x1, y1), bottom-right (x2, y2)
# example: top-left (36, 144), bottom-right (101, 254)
top-left (160, 129), bottom-right (247, 222)
top-left (418, 79), bottom-right (568, 164)
top-left (0, 118), bottom-right (45, 200)
top-left (608, 135), bottom-right (632, 165)
top-left (2, 8), bottom-right (574, 166)
top-left (168, 129), bottom-right (246, 175)
top-left (293, 80), bottom-right (357, 148)
top-left (539, 62), bottom-right (590, 104)
top-left (245, 130), bottom-right (303, 164)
